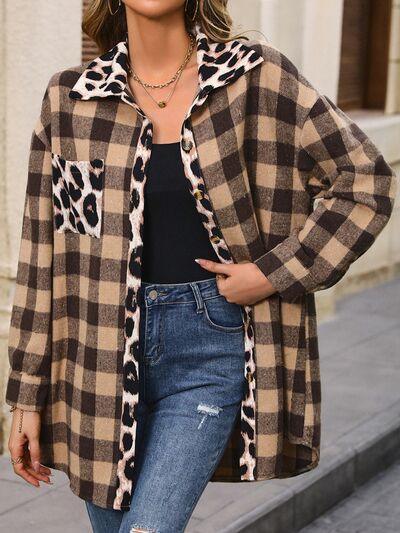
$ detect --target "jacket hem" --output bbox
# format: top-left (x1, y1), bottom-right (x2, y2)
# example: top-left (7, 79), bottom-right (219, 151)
top-left (210, 456), bottom-right (320, 482)
top-left (38, 459), bottom-right (118, 511)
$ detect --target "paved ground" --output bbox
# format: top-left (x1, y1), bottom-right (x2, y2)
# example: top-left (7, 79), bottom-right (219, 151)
top-left (0, 278), bottom-right (399, 532)
top-left (299, 459), bottom-right (400, 533)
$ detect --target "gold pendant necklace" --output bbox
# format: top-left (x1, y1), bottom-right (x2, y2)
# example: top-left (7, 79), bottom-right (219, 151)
top-left (135, 67), bottom-right (184, 108)
top-left (126, 33), bottom-right (195, 108)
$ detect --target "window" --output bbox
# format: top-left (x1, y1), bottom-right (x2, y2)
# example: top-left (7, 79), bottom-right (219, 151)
top-left (337, 0), bottom-right (392, 110)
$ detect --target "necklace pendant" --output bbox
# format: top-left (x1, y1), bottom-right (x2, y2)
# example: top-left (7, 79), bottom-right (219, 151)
top-left (158, 101), bottom-right (167, 108)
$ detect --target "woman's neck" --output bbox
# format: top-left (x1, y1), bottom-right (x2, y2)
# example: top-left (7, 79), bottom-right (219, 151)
top-left (125, 10), bottom-right (193, 85)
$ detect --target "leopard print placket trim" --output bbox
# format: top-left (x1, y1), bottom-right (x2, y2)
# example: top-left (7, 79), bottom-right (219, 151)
top-left (180, 118), bottom-right (257, 482)
top-left (113, 115), bottom-right (153, 510)
top-left (114, 112), bottom-right (258, 510)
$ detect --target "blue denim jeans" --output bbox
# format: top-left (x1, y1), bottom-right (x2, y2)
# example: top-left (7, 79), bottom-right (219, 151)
top-left (85, 276), bottom-right (247, 533)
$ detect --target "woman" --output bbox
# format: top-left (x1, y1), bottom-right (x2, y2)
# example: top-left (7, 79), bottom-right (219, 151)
top-left (5, 0), bottom-right (397, 532)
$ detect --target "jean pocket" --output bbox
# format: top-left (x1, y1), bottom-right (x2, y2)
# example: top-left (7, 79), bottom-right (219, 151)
top-left (51, 153), bottom-right (105, 238)
top-left (203, 295), bottom-right (245, 333)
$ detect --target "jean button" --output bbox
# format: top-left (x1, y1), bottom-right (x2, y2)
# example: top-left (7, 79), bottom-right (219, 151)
top-left (148, 289), bottom-right (158, 300)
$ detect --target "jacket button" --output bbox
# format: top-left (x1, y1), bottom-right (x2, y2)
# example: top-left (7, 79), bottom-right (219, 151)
top-left (194, 189), bottom-right (204, 200)
top-left (210, 235), bottom-right (220, 244)
top-left (182, 138), bottom-right (193, 152)
top-left (246, 371), bottom-right (252, 382)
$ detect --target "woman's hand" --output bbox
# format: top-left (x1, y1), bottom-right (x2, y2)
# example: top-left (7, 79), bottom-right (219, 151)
top-left (8, 408), bottom-right (53, 487)
top-left (195, 258), bottom-right (277, 305)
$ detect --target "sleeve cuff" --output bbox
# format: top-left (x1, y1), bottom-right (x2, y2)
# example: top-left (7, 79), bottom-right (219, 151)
top-left (253, 233), bottom-right (324, 303)
top-left (5, 370), bottom-right (49, 412)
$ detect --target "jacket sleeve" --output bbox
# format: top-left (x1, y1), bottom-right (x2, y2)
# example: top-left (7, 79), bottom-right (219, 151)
top-left (5, 77), bottom-right (54, 411)
top-left (253, 92), bottom-right (398, 304)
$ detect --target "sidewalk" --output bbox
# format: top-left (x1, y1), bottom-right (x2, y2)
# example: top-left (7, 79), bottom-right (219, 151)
top-left (1, 278), bottom-right (399, 532)
top-left (300, 459), bottom-right (400, 532)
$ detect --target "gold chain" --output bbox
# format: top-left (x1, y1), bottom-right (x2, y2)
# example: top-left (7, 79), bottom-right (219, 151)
top-left (126, 32), bottom-right (195, 100)
top-left (135, 66), bottom-right (185, 108)
top-left (9, 405), bottom-right (24, 433)
top-left (127, 32), bottom-right (195, 88)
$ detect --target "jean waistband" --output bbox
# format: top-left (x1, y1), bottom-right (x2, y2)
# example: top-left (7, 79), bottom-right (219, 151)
top-left (137, 277), bottom-right (222, 308)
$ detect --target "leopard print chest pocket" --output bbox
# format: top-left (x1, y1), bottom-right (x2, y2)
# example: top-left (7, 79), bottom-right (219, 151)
top-left (51, 153), bottom-right (105, 238)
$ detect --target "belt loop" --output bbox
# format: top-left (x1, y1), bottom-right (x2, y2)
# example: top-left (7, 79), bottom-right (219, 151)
top-left (190, 282), bottom-right (204, 313)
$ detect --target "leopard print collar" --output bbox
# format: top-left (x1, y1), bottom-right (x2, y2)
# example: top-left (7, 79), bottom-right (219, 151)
top-left (69, 22), bottom-right (264, 103)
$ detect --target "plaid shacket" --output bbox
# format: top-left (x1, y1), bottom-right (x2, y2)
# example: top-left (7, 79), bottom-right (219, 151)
top-left (5, 22), bottom-right (397, 510)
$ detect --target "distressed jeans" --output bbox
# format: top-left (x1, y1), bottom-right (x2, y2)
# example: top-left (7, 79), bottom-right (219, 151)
top-left (85, 276), bottom-right (247, 533)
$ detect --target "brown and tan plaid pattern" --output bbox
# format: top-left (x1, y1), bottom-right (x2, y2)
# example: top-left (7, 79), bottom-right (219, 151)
top-left (5, 25), bottom-right (397, 510)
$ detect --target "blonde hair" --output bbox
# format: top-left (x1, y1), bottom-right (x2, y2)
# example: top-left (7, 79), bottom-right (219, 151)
top-left (82, 0), bottom-right (248, 54)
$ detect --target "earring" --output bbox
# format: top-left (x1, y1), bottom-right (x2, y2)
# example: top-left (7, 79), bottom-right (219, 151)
top-left (108, 0), bottom-right (121, 16)
top-left (185, 0), bottom-right (199, 22)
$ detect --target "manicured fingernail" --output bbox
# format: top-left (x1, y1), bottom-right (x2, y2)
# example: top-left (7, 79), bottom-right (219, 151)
top-left (194, 258), bottom-right (202, 264)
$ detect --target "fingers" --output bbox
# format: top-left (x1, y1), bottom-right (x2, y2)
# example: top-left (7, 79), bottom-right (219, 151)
top-left (39, 464), bottom-right (52, 475)
top-left (25, 464), bottom-right (52, 484)
top-left (25, 433), bottom-right (52, 475)
top-left (28, 436), bottom-right (41, 473)
top-left (9, 451), bottom-right (52, 487)
top-left (195, 258), bottom-right (234, 275)
top-left (24, 447), bottom-right (52, 483)
top-left (9, 436), bottom-right (52, 487)
top-left (9, 440), bottom-right (40, 487)
top-left (12, 460), bottom-right (41, 487)
top-left (194, 259), bottom-right (234, 297)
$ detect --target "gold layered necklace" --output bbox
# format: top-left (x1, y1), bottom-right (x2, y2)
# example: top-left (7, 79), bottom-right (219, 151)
top-left (126, 33), bottom-right (196, 109)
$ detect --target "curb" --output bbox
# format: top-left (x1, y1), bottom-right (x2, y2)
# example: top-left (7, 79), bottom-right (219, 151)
top-left (190, 400), bottom-right (400, 532)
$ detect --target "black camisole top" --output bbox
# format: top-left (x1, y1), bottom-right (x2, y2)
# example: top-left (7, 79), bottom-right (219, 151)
top-left (140, 142), bottom-right (220, 283)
